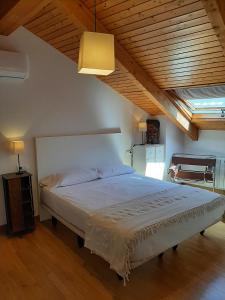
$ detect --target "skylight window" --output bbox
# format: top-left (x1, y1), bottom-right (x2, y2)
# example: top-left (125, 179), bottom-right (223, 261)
top-left (174, 86), bottom-right (225, 116)
top-left (188, 98), bottom-right (225, 109)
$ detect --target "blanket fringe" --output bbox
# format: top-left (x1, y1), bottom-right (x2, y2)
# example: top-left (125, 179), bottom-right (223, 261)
top-left (120, 197), bottom-right (225, 283)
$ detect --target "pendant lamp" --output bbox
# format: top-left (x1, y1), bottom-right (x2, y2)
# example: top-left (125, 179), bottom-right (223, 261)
top-left (78, 0), bottom-right (115, 76)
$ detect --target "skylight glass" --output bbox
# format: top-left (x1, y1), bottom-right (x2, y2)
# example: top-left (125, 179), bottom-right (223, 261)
top-left (188, 98), bottom-right (225, 109)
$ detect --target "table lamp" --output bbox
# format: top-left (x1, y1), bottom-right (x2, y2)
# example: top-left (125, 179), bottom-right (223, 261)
top-left (10, 140), bottom-right (24, 175)
top-left (138, 122), bottom-right (147, 145)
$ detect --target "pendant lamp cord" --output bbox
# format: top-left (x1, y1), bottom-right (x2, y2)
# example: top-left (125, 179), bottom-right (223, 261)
top-left (93, 0), bottom-right (96, 32)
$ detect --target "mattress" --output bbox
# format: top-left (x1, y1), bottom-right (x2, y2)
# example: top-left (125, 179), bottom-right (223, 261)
top-left (41, 173), bottom-right (225, 269)
top-left (41, 173), bottom-right (175, 232)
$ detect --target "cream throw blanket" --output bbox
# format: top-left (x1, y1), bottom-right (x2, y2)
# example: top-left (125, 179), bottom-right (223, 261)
top-left (85, 185), bottom-right (225, 282)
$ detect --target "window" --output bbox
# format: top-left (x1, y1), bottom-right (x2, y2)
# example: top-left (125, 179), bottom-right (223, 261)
top-left (186, 98), bottom-right (225, 115)
top-left (174, 86), bottom-right (225, 116)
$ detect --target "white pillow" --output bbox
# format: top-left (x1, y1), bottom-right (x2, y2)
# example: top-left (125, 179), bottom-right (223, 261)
top-left (58, 167), bottom-right (98, 187)
top-left (40, 167), bottom-right (98, 188)
top-left (97, 164), bottom-right (134, 179)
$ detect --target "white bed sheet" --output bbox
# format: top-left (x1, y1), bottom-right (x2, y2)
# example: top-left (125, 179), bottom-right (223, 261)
top-left (41, 173), bottom-right (174, 232)
top-left (41, 174), bottom-right (225, 268)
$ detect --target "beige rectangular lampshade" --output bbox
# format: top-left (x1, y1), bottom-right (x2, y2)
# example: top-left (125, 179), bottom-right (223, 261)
top-left (78, 31), bottom-right (115, 76)
top-left (138, 122), bottom-right (147, 132)
top-left (10, 140), bottom-right (24, 154)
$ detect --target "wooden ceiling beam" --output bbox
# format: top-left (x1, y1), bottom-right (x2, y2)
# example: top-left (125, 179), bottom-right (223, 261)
top-left (54, 0), bottom-right (198, 140)
top-left (201, 0), bottom-right (225, 56)
top-left (0, 0), bottom-right (51, 35)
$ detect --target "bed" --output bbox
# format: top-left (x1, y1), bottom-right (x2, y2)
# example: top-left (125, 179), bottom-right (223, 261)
top-left (36, 134), bottom-right (225, 283)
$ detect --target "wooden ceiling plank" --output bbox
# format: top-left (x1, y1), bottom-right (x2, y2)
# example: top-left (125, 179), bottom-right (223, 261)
top-left (122, 23), bottom-right (213, 49)
top-left (154, 60), bottom-right (225, 76)
top-left (160, 72), bottom-right (225, 82)
top-left (99, 0), bottom-right (173, 21)
top-left (136, 45), bottom-right (222, 64)
top-left (201, 0), bottom-right (225, 56)
top-left (27, 15), bottom-right (66, 35)
top-left (134, 38), bottom-right (220, 59)
top-left (0, 0), bottom-right (51, 35)
top-left (127, 29), bottom-right (215, 52)
top-left (51, 36), bottom-right (81, 49)
top-left (44, 28), bottom-right (82, 45)
top-left (103, 0), bottom-right (198, 28)
top-left (82, 0), bottom-right (109, 9)
top-left (124, 23), bottom-right (212, 50)
top-left (156, 70), bottom-right (225, 81)
top-left (117, 9), bottom-right (207, 42)
top-left (95, 0), bottom-right (127, 13)
top-left (153, 63), bottom-right (225, 77)
top-left (24, 3), bottom-right (58, 28)
top-left (39, 24), bottom-right (78, 41)
top-left (96, 0), bottom-right (148, 19)
top-left (161, 78), bottom-right (225, 89)
top-left (112, 1), bottom-right (205, 35)
top-left (101, 77), bottom-right (128, 84)
top-left (33, 18), bottom-right (73, 37)
top-left (144, 51), bottom-right (224, 68)
top-left (120, 17), bottom-right (210, 46)
top-left (57, 43), bottom-right (80, 53)
top-left (148, 56), bottom-right (225, 71)
top-left (138, 43), bottom-right (221, 63)
top-left (54, 0), bottom-right (198, 140)
top-left (139, 46), bottom-right (223, 65)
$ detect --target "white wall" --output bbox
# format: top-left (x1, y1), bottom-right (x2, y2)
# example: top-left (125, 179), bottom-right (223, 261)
top-left (0, 27), bottom-right (148, 225)
top-left (156, 116), bottom-right (185, 179)
top-left (184, 131), bottom-right (225, 157)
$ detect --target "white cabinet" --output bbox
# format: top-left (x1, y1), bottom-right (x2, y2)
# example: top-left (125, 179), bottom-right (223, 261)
top-left (133, 144), bottom-right (165, 179)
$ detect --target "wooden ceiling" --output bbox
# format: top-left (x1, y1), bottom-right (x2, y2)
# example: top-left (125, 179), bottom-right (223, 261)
top-left (0, 0), bottom-right (225, 136)
top-left (84, 0), bottom-right (225, 90)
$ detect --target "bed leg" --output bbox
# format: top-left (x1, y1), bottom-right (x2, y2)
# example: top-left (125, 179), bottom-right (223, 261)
top-left (116, 274), bottom-right (123, 281)
top-left (52, 216), bottom-right (58, 227)
top-left (77, 236), bottom-right (84, 248)
top-left (158, 252), bottom-right (164, 258)
top-left (173, 244), bottom-right (178, 251)
top-left (200, 230), bottom-right (205, 236)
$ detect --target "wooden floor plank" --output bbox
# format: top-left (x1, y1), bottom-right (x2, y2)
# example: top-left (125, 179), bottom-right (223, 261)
top-left (1, 221), bottom-right (225, 299)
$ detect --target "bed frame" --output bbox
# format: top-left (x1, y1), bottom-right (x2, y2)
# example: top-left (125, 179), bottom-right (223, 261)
top-left (35, 133), bottom-right (217, 282)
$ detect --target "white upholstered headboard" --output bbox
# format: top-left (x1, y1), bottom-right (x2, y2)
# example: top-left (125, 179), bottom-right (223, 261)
top-left (35, 132), bottom-right (123, 181)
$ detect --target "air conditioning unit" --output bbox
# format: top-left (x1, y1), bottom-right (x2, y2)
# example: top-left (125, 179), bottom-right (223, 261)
top-left (0, 50), bottom-right (29, 79)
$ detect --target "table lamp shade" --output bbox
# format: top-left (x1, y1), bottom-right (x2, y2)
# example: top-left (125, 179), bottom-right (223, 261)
top-left (10, 141), bottom-right (24, 154)
top-left (78, 31), bottom-right (115, 76)
top-left (138, 122), bottom-right (147, 132)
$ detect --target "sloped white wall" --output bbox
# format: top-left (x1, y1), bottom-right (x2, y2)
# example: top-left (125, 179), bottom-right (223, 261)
top-left (0, 27), bottom-right (148, 225)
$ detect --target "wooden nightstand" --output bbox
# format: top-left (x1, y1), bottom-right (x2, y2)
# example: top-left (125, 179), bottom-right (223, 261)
top-left (2, 172), bottom-right (35, 235)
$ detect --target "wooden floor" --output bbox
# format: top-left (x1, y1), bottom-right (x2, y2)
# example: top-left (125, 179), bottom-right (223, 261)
top-left (1, 221), bottom-right (225, 300)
